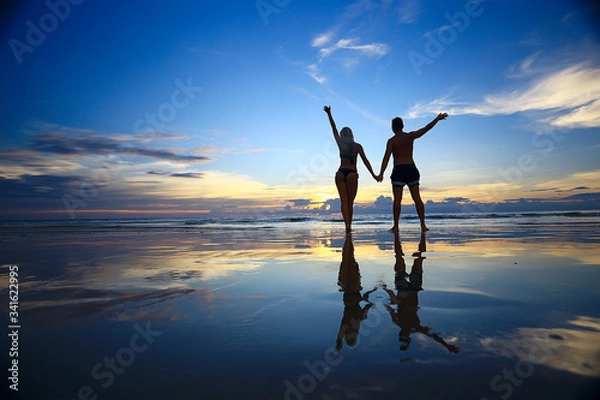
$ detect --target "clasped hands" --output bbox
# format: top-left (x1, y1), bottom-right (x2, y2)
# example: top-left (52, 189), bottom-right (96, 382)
top-left (372, 172), bottom-right (384, 183)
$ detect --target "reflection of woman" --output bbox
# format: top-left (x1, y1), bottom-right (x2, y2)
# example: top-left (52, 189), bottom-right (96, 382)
top-left (324, 106), bottom-right (378, 234)
top-left (383, 232), bottom-right (459, 353)
top-left (336, 236), bottom-right (376, 351)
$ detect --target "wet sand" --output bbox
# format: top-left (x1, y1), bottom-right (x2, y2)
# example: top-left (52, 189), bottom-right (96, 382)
top-left (1, 221), bottom-right (599, 399)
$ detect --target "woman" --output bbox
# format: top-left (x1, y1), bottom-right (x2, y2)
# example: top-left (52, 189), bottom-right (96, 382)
top-left (324, 105), bottom-right (378, 234)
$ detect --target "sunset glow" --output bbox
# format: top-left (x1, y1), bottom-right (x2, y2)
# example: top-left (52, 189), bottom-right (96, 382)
top-left (1, 0), bottom-right (599, 219)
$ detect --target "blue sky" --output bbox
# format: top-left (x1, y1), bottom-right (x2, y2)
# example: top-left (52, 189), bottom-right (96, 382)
top-left (1, 0), bottom-right (599, 218)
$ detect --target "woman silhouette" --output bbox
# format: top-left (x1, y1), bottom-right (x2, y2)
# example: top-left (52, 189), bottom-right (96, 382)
top-left (324, 106), bottom-right (378, 234)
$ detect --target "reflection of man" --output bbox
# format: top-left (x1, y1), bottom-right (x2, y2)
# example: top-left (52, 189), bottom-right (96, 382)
top-left (383, 232), bottom-right (459, 353)
top-left (336, 236), bottom-right (376, 351)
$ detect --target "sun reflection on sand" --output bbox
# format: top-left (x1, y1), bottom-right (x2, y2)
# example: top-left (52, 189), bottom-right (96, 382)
top-left (425, 239), bottom-right (600, 266)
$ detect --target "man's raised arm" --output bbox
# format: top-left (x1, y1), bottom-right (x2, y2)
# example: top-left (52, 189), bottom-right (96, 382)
top-left (411, 112), bottom-right (448, 138)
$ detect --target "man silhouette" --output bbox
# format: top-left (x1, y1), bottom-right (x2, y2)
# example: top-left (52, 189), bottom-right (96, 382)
top-left (377, 113), bottom-right (448, 232)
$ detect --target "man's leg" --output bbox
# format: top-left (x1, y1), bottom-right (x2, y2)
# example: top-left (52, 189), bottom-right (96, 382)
top-left (409, 184), bottom-right (428, 232)
top-left (392, 185), bottom-right (403, 232)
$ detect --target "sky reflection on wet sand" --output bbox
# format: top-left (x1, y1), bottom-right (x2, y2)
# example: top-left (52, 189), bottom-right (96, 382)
top-left (1, 224), bottom-right (599, 399)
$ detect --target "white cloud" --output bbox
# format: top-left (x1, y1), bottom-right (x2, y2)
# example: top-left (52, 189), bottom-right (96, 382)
top-left (406, 96), bottom-right (469, 119)
top-left (341, 38), bottom-right (389, 57)
top-left (311, 32), bottom-right (335, 48)
top-left (408, 63), bottom-right (600, 128)
top-left (342, 0), bottom-right (376, 20)
top-left (318, 37), bottom-right (390, 60)
top-left (305, 1), bottom-right (393, 85)
top-left (507, 51), bottom-right (543, 78)
top-left (550, 99), bottom-right (600, 128)
top-left (422, 22), bottom-right (462, 39)
top-left (306, 34), bottom-right (390, 84)
top-left (397, 0), bottom-right (421, 24)
top-left (307, 63), bottom-right (327, 84)
top-left (483, 64), bottom-right (600, 114)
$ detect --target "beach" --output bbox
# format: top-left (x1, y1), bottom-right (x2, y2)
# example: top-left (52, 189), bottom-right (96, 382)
top-left (1, 212), bottom-right (599, 399)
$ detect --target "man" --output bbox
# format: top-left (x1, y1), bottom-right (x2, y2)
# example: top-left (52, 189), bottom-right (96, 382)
top-left (377, 112), bottom-right (448, 232)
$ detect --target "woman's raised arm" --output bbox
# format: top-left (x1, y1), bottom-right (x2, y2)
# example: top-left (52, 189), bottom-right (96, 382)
top-left (323, 105), bottom-right (340, 141)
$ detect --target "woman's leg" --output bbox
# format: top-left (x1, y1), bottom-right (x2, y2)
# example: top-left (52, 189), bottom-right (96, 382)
top-left (345, 173), bottom-right (359, 233)
top-left (335, 172), bottom-right (351, 233)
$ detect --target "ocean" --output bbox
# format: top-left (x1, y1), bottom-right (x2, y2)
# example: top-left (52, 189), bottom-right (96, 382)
top-left (2, 210), bottom-right (599, 233)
